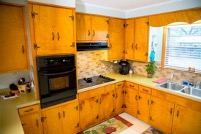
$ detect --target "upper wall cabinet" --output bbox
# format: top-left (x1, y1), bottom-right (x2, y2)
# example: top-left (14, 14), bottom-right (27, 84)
top-left (0, 4), bottom-right (29, 74)
top-left (29, 4), bottom-right (76, 56)
top-left (124, 17), bottom-right (149, 62)
top-left (149, 8), bottom-right (201, 27)
top-left (125, 19), bottom-right (134, 60)
top-left (134, 17), bottom-right (149, 62)
top-left (108, 18), bottom-right (125, 60)
top-left (76, 14), bottom-right (109, 41)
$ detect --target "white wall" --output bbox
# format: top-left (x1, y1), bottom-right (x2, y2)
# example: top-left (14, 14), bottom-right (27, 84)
top-left (76, 2), bottom-right (125, 18)
top-left (0, 71), bottom-right (30, 89)
top-left (28, 0), bottom-right (75, 8)
top-left (148, 27), bottom-right (163, 64)
top-left (0, 0), bottom-right (25, 5)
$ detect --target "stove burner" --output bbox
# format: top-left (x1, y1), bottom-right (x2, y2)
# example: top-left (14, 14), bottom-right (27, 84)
top-left (78, 75), bottom-right (115, 89)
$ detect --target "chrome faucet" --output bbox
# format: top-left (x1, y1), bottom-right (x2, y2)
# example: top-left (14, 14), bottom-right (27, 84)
top-left (170, 73), bottom-right (174, 83)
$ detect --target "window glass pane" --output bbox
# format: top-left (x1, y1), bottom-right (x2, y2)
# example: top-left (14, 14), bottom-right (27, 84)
top-left (165, 24), bottom-right (201, 72)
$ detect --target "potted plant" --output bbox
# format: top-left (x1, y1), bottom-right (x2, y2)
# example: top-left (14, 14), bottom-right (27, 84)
top-left (145, 62), bottom-right (157, 78)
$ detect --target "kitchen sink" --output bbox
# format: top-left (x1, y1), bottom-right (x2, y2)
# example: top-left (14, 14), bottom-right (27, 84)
top-left (157, 82), bottom-right (185, 91)
top-left (180, 87), bottom-right (201, 98)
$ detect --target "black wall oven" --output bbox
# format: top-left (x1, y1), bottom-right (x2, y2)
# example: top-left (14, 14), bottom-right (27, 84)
top-left (36, 54), bottom-right (77, 108)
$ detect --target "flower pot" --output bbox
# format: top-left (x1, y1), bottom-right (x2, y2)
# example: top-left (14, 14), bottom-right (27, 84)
top-left (147, 73), bottom-right (153, 78)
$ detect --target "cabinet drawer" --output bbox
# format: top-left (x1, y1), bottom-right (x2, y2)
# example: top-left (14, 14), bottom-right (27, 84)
top-left (139, 85), bottom-right (151, 94)
top-left (79, 87), bottom-right (105, 100)
top-left (18, 104), bottom-right (40, 116)
top-left (115, 82), bottom-right (124, 88)
top-left (125, 81), bottom-right (139, 89)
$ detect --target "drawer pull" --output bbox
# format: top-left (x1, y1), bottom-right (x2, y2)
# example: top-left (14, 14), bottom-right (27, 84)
top-left (170, 108), bottom-right (173, 114)
top-left (129, 85), bottom-right (134, 87)
top-left (24, 108), bottom-right (34, 112)
top-left (63, 111), bottom-right (65, 117)
top-left (135, 95), bottom-right (138, 100)
top-left (116, 93), bottom-right (118, 98)
top-left (176, 110), bottom-right (179, 117)
top-left (36, 119), bottom-right (39, 127)
top-left (117, 84), bottom-right (122, 87)
top-left (143, 88), bottom-right (148, 92)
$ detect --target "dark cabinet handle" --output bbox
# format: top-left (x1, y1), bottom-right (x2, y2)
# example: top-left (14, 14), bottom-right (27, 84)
top-left (135, 95), bottom-right (138, 100)
top-left (132, 43), bottom-right (134, 49)
top-left (22, 45), bottom-right (25, 54)
top-left (57, 32), bottom-right (60, 40)
top-left (58, 112), bottom-right (61, 119)
top-left (93, 30), bottom-right (95, 36)
top-left (88, 30), bottom-right (90, 36)
top-left (36, 119), bottom-right (39, 127)
top-left (176, 110), bottom-right (179, 117)
top-left (135, 44), bottom-right (138, 49)
top-left (170, 108), bottom-right (173, 114)
top-left (143, 88), bottom-right (148, 92)
top-left (63, 111), bottom-right (65, 117)
top-left (24, 109), bottom-right (33, 112)
top-left (52, 32), bottom-right (54, 40)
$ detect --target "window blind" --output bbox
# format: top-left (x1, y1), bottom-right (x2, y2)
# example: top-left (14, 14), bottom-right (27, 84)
top-left (165, 24), bottom-right (201, 72)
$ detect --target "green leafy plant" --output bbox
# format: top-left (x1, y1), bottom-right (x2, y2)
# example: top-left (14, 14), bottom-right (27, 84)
top-left (145, 62), bottom-right (157, 75)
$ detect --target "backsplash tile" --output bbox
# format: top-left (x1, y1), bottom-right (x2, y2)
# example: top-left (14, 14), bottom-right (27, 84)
top-left (77, 51), bottom-right (116, 79)
top-left (77, 51), bottom-right (201, 84)
top-left (130, 61), bottom-right (201, 83)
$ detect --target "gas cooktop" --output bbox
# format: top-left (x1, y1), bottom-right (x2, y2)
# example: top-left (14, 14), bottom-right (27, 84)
top-left (78, 75), bottom-right (115, 89)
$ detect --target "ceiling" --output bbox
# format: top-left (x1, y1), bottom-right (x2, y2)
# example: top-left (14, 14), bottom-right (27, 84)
top-left (76, 0), bottom-right (180, 11)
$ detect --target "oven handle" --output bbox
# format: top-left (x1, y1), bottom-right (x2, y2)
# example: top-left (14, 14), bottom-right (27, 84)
top-left (41, 68), bottom-right (76, 76)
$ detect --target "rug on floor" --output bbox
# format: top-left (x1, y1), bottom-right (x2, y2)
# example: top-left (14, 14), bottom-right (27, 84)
top-left (142, 127), bottom-right (163, 134)
top-left (80, 115), bottom-right (133, 134)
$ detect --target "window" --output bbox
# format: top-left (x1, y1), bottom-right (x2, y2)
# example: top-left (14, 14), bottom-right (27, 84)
top-left (165, 24), bottom-right (201, 72)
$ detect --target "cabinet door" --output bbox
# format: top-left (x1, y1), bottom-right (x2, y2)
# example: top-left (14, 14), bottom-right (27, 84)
top-left (108, 18), bottom-right (125, 60)
top-left (115, 86), bottom-right (124, 115)
top-left (55, 8), bottom-right (75, 54)
top-left (42, 107), bottom-right (62, 134)
top-left (149, 97), bottom-right (174, 134)
top-left (32, 5), bottom-right (55, 55)
top-left (99, 91), bottom-right (115, 122)
top-left (79, 96), bottom-right (99, 130)
top-left (137, 92), bottom-right (150, 123)
top-left (20, 113), bottom-right (42, 134)
top-left (62, 101), bottom-right (79, 134)
top-left (0, 5), bottom-right (29, 73)
top-left (91, 16), bottom-right (109, 41)
top-left (172, 105), bottom-right (201, 134)
top-left (76, 14), bottom-right (91, 41)
top-left (125, 19), bottom-right (134, 60)
top-left (134, 17), bottom-right (149, 62)
top-left (124, 87), bottom-right (138, 117)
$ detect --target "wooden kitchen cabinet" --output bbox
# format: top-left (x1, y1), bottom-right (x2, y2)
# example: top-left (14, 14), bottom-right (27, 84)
top-left (29, 4), bottom-right (75, 55)
top-left (79, 96), bottom-right (99, 130)
top-left (108, 18), bottom-right (125, 60)
top-left (18, 104), bottom-right (42, 134)
top-left (114, 82), bottom-right (124, 115)
top-left (149, 97), bottom-right (174, 134)
top-left (124, 19), bottom-right (134, 60)
top-left (41, 100), bottom-right (79, 134)
top-left (124, 81), bottom-right (139, 117)
top-left (172, 105), bottom-right (201, 134)
top-left (137, 85), bottom-right (151, 123)
top-left (134, 17), bottom-right (149, 62)
top-left (0, 4), bottom-right (29, 73)
top-left (76, 13), bottom-right (109, 41)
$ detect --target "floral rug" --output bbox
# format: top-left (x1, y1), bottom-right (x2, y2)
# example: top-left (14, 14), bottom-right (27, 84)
top-left (79, 115), bottom-right (133, 134)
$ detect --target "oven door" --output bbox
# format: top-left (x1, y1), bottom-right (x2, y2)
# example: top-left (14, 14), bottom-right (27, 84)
top-left (38, 67), bottom-right (76, 97)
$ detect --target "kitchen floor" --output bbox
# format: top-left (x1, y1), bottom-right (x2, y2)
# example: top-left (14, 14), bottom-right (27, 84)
top-left (118, 113), bottom-right (151, 134)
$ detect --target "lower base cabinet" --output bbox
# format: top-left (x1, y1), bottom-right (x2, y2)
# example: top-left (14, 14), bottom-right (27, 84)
top-left (41, 100), bottom-right (79, 134)
top-left (18, 104), bottom-right (42, 134)
top-left (172, 105), bottom-right (201, 134)
top-left (149, 97), bottom-right (174, 134)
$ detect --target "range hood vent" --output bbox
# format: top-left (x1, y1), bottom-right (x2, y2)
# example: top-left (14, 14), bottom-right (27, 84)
top-left (77, 42), bottom-right (109, 51)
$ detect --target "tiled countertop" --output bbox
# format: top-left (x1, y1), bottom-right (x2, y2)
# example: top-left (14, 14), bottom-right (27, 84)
top-left (78, 73), bottom-right (201, 102)
top-left (0, 89), bottom-right (39, 134)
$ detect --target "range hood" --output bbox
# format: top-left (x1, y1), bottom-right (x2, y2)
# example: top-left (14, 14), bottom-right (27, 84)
top-left (77, 42), bottom-right (109, 51)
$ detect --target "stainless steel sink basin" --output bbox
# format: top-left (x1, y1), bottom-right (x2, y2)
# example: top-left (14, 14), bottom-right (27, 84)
top-left (180, 87), bottom-right (201, 98)
top-left (158, 82), bottom-right (185, 91)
